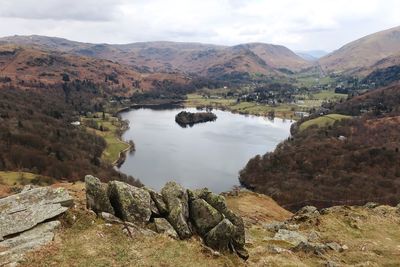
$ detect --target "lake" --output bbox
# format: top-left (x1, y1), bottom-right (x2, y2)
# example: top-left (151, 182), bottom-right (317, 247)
top-left (118, 108), bottom-right (292, 192)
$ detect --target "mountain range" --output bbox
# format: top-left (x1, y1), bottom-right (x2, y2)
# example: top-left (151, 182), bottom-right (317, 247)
top-left (0, 25), bottom-right (400, 87)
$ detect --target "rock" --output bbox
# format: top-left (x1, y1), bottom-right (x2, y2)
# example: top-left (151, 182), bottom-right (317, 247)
top-left (21, 184), bottom-right (35, 193)
top-left (264, 221), bottom-right (299, 232)
top-left (145, 188), bottom-right (168, 216)
top-left (235, 246), bottom-right (249, 260)
top-left (143, 187), bottom-right (168, 217)
top-left (0, 186), bottom-right (73, 239)
top-left (273, 229), bottom-right (308, 247)
top-left (292, 206), bottom-right (320, 222)
top-left (292, 241), bottom-right (327, 256)
top-left (149, 198), bottom-right (160, 216)
top-left (195, 189), bottom-right (246, 253)
top-left (364, 202), bottom-right (380, 209)
top-left (204, 219), bottom-right (235, 251)
top-left (326, 261), bottom-right (339, 267)
top-left (161, 181), bottom-right (191, 239)
top-left (190, 199), bottom-right (223, 235)
top-left (307, 230), bottom-right (321, 242)
top-left (108, 181), bottom-right (152, 224)
top-left (341, 244), bottom-right (349, 251)
top-left (154, 218), bottom-right (179, 239)
top-left (326, 242), bottom-right (343, 252)
top-left (99, 212), bottom-right (122, 224)
top-left (0, 221), bottom-right (60, 266)
top-left (85, 175), bottom-right (114, 215)
top-left (267, 245), bottom-right (292, 254)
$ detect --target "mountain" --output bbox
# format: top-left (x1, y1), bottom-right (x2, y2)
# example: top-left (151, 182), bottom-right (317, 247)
top-left (296, 50), bottom-right (328, 61)
top-left (0, 44), bottom-right (189, 95)
top-left (319, 26), bottom-right (400, 75)
top-left (0, 35), bottom-right (311, 77)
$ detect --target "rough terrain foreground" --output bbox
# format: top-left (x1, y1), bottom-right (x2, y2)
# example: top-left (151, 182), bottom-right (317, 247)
top-left (85, 176), bottom-right (249, 259)
top-left (0, 186), bottom-right (73, 266)
top-left (1, 181), bottom-right (400, 266)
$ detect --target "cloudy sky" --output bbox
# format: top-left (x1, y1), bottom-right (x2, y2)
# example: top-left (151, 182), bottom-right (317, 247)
top-left (0, 0), bottom-right (399, 52)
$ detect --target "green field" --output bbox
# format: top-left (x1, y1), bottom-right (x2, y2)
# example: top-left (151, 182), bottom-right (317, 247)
top-left (299, 114), bottom-right (352, 132)
top-left (0, 171), bottom-right (53, 186)
top-left (82, 114), bottom-right (130, 164)
top-left (185, 94), bottom-right (297, 119)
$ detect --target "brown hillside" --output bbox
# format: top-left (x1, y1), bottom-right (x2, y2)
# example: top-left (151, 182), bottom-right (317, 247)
top-left (0, 44), bottom-right (189, 95)
top-left (240, 84), bottom-right (400, 211)
top-left (0, 36), bottom-right (311, 77)
top-left (319, 26), bottom-right (400, 75)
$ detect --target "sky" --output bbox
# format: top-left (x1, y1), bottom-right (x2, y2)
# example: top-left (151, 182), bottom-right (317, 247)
top-left (0, 0), bottom-right (399, 52)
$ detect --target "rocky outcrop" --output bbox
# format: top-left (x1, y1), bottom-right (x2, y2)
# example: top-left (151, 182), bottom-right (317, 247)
top-left (190, 199), bottom-right (222, 235)
top-left (145, 187), bottom-right (168, 216)
top-left (0, 221), bottom-right (61, 265)
top-left (188, 188), bottom-right (248, 259)
top-left (84, 177), bottom-right (248, 259)
top-left (161, 181), bottom-right (192, 239)
top-left (265, 205), bottom-right (349, 257)
top-left (0, 186), bottom-right (73, 266)
top-left (153, 218), bottom-right (179, 239)
top-left (204, 219), bottom-right (235, 250)
top-left (0, 186), bottom-right (73, 239)
top-left (108, 181), bottom-right (152, 224)
top-left (85, 175), bottom-right (114, 215)
top-left (175, 111), bottom-right (217, 127)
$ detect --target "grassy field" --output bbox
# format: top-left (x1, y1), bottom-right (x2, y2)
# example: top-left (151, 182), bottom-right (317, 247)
top-left (0, 171), bottom-right (53, 186)
top-left (185, 94), bottom-right (297, 119)
top-left (295, 90), bottom-right (348, 109)
top-left (294, 74), bottom-right (333, 88)
top-left (186, 90), bottom-right (347, 120)
top-left (0, 171), bottom-right (54, 197)
top-left (81, 114), bottom-right (130, 164)
top-left (299, 114), bottom-right (352, 132)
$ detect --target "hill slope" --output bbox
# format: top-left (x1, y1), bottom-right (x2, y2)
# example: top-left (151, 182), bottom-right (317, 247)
top-left (319, 26), bottom-right (400, 75)
top-left (0, 44), bottom-right (189, 95)
top-left (239, 83), bottom-right (400, 210)
top-left (0, 35), bottom-right (311, 77)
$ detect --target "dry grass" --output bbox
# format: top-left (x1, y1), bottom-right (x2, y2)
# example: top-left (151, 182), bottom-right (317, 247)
top-left (18, 183), bottom-right (400, 266)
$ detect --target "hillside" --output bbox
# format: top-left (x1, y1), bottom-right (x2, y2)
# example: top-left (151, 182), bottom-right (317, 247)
top-left (0, 89), bottom-right (143, 186)
top-left (0, 35), bottom-right (311, 77)
top-left (0, 44), bottom-right (189, 95)
top-left (239, 83), bottom-right (400, 211)
top-left (2, 181), bottom-right (400, 266)
top-left (319, 26), bottom-right (400, 75)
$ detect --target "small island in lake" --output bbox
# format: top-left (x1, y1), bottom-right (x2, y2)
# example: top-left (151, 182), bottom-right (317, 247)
top-left (175, 111), bottom-right (217, 127)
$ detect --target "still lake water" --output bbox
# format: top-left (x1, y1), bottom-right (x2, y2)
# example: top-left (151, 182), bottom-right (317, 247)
top-left (119, 108), bottom-right (292, 192)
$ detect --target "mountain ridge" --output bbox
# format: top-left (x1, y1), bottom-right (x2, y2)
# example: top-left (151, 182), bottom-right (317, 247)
top-left (0, 35), bottom-right (311, 77)
top-left (319, 25), bottom-right (400, 75)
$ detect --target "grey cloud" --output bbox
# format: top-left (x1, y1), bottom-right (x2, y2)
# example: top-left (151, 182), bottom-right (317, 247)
top-left (0, 0), bottom-right (124, 21)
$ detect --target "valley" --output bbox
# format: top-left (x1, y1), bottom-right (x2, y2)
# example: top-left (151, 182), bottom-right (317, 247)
top-left (0, 23), bottom-right (400, 267)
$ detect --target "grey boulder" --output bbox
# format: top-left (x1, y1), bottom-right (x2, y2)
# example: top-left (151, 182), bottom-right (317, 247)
top-left (161, 181), bottom-right (192, 239)
top-left (0, 186), bottom-right (73, 240)
top-left (154, 218), bottom-right (179, 239)
top-left (108, 181), bottom-right (152, 224)
top-left (190, 198), bottom-right (223, 235)
top-left (205, 219), bottom-right (235, 251)
top-left (85, 175), bottom-right (114, 215)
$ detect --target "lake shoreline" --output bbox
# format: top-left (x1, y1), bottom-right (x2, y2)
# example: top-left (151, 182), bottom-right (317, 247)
top-left (117, 107), bottom-right (293, 192)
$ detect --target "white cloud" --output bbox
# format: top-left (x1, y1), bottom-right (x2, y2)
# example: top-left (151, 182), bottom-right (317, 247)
top-left (0, 0), bottom-right (399, 51)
